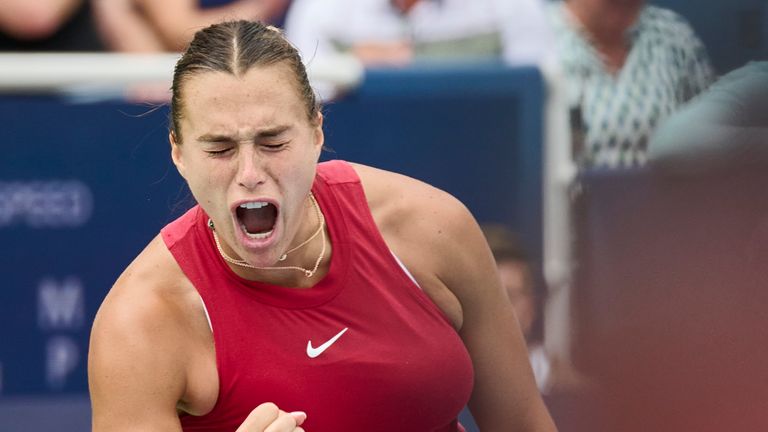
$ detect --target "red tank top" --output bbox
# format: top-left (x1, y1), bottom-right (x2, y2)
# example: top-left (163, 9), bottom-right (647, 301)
top-left (162, 160), bottom-right (474, 431)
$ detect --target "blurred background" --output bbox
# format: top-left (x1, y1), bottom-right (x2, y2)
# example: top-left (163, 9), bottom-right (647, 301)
top-left (1, 0), bottom-right (766, 430)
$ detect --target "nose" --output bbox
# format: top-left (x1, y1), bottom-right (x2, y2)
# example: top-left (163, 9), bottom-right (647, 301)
top-left (236, 147), bottom-right (266, 190)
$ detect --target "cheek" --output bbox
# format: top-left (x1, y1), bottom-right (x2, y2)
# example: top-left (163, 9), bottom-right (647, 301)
top-left (282, 160), bottom-right (317, 198)
top-left (183, 158), bottom-right (231, 206)
top-left (280, 144), bottom-right (320, 184)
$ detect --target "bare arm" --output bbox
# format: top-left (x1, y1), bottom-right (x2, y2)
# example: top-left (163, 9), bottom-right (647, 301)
top-left (92, 0), bottom-right (167, 52)
top-left (0, 0), bottom-right (83, 40)
top-left (88, 269), bottom-right (190, 430)
top-left (442, 205), bottom-right (556, 431)
top-left (355, 164), bottom-right (556, 431)
top-left (133, 0), bottom-right (288, 51)
top-left (89, 236), bottom-right (307, 431)
top-left (90, 303), bottom-right (306, 431)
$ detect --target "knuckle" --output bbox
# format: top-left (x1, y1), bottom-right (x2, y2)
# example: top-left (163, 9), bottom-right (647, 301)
top-left (257, 401), bottom-right (279, 414)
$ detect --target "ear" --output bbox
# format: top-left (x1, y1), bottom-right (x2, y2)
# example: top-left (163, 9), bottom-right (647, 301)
top-left (312, 112), bottom-right (324, 158)
top-left (169, 131), bottom-right (187, 179)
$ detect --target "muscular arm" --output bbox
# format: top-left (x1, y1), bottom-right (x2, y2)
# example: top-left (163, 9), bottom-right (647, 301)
top-left (90, 302), bottom-right (305, 432)
top-left (88, 255), bottom-right (190, 431)
top-left (89, 236), bottom-right (307, 432)
top-left (94, 0), bottom-right (287, 52)
top-left (133, 0), bottom-right (288, 51)
top-left (0, 0), bottom-right (82, 40)
top-left (92, 0), bottom-right (167, 52)
top-left (355, 164), bottom-right (556, 432)
top-left (440, 204), bottom-right (555, 431)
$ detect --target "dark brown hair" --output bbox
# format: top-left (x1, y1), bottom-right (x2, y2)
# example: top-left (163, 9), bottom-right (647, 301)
top-left (481, 223), bottom-right (530, 264)
top-left (481, 223), bottom-right (546, 342)
top-left (170, 20), bottom-right (320, 142)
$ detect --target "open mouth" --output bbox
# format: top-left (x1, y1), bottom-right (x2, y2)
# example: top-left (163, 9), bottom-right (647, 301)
top-left (236, 201), bottom-right (278, 239)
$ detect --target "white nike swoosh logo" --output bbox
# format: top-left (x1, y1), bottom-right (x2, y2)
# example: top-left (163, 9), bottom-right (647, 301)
top-left (306, 327), bottom-right (348, 358)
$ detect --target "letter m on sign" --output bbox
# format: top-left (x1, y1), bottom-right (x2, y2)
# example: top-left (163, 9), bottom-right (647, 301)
top-left (38, 277), bottom-right (85, 330)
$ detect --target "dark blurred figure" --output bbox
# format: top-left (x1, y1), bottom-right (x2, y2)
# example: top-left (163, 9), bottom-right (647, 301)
top-left (648, 61), bottom-right (768, 175)
top-left (481, 225), bottom-right (548, 387)
top-left (547, 0), bottom-right (715, 169)
top-left (571, 63), bottom-right (768, 431)
top-left (0, 0), bottom-right (104, 51)
top-left (93, 0), bottom-right (290, 52)
top-left (481, 224), bottom-right (587, 394)
top-left (482, 224), bottom-right (608, 432)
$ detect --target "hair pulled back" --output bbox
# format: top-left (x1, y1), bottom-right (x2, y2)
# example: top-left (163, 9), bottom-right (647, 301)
top-left (170, 20), bottom-right (319, 142)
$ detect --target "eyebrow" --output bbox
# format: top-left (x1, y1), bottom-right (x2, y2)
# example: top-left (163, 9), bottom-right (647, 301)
top-left (197, 125), bottom-right (291, 142)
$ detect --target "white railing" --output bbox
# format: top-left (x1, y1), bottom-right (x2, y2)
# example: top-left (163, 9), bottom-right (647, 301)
top-left (540, 60), bottom-right (578, 362)
top-left (0, 52), bottom-right (364, 93)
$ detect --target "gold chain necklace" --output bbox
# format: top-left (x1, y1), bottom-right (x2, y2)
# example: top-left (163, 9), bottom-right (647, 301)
top-left (277, 193), bottom-right (323, 261)
top-left (208, 193), bottom-right (326, 278)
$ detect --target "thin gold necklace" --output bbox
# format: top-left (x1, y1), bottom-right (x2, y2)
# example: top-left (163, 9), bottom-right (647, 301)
top-left (208, 193), bottom-right (326, 278)
top-left (277, 193), bottom-right (324, 261)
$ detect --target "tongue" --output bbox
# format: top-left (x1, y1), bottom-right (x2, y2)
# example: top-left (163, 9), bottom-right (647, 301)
top-left (238, 204), bottom-right (277, 234)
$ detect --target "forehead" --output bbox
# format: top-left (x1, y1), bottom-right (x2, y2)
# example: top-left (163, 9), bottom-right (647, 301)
top-left (179, 63), bottom-right (306, 132)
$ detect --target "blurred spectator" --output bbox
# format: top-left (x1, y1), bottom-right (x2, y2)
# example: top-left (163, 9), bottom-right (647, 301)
top-left (648, 61), bottom-right (768, 175)
top-left (284, 0), bottom-right (554, 67)
top-left (481, 224), bottom-right (585, 394)
top-left (93, 0), bottom-right (290, 52)
top-left (547, 0), bottom-right (715, 169)
top-left (0, 0), bottom-right (104, 51)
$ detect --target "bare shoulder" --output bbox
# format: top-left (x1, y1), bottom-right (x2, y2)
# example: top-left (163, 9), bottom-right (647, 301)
top-left (88, 235), bottom-right (208, 430)
top-left (91, 235), bottom-right (200, 345)
top-left (350, 163), bottom-right (556, 429)
top-left (350, 163), bottom-right (496, 325)
top-left (350, 162), bottom-right (474, 239)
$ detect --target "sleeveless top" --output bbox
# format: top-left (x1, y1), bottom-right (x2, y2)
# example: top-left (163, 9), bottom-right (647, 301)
top-left (162, 160), bottom-right (474, 431)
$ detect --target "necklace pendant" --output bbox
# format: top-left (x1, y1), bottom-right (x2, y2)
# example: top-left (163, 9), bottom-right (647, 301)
top-left (304, 269), bottom-right (313, 278)
top-left (278, 254), bottom-right (287, 261)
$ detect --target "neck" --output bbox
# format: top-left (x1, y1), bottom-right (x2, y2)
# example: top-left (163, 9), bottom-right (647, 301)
top-left (568, 2), bottom-right (642, 40)
top-left (233, 234), bottom-right (330, 288)
top-left (216, 194), bottom-right (331, 288)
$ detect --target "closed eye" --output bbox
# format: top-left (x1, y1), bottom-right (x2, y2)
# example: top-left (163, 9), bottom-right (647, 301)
top-left (205, 147), bottom-right (234, 157)
top-left (262, 142), bottom-right (287, 151)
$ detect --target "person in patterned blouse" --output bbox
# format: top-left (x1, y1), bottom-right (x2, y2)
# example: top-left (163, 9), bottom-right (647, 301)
top-left (547, 0), bottom-right (715, 169)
